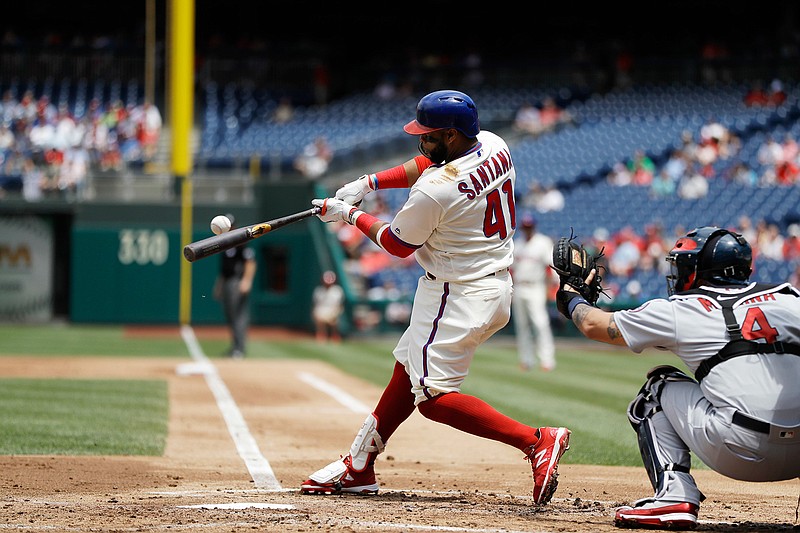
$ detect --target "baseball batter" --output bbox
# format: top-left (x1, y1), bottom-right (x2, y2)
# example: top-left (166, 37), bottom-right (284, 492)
top-left (301, 90), bottom-right (571, 505)
top-left (558, 226), bottom-right (800, 529)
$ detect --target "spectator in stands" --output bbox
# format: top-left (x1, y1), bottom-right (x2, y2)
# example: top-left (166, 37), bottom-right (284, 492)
top-left (663, 148), bottom-right (689, 183)
top-left (138, 100), bottom-right (162, 161)
top-left (99, 141), bottom-right (123, 172)
top-left (776, 158), bottom-right (800, 185)
top-left (531, 184), bottom-right (565, 213)
top-left (744, 81), bottom-right (770, 107)
top-left (783, 224), bottom-right (800, 261)
top-left (768, 79), bottom-right (787, 106)
top-left (781, 133), bottom-right (798, 162)
top-left (641, 223), bottom-right (670, 273)
top-left (59, 146), bottom-right (89, 200)
top-left (29, 116), bottom-right (55, 157)
top-left (21, 156), bottom-right (45, 201)
top-left (294, 136), bottom-right (333, 179)
top-left (538, 97), bottom-right (571, 132)
top-left (272, 97), bottom-right (294, 124)
top-left (678, 129), bottom-right (700, 163)
top-left (677, 165), bottom-right (709, 200)
top-left (628, 150), bottom-right (655, 186)
top-left (609, 226), bottom-right (644, 277)
top-left (757, 134), bottom-right (783, 167)
top-left (52, 104), bottom-right (78, 151)
top-left (791, 264), bottom-right (800, 288)
top-left (16, 90), bottom-right (37, 123)
top-left (513, 102), bottom-right (543, 136)
top-left (0, 123), bottom-right (14, 152)
top-left (726, 161), bottom-right (758, 186)
top-left (758, 223), bottom-right (785, 260)
top-left (588, 227), bottom-right (614, 271)
top-left (737, 215), bottom-right (757, 246)
top-left (650, 169), bottom-right (676, 198)
top-left (0, 89), bottom-right (17, 124)
top-left (607, 161), bottom-right (632, 186)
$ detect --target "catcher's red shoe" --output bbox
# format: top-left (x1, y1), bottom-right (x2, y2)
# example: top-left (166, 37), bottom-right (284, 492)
top-left (527, 426), bottom-right (571, 505)
top-left (300, 455), bottom-right (378, 495)
top-left (614, 498), bottom-right (699, 529)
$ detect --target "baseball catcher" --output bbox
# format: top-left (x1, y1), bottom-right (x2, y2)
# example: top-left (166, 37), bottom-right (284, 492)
top-left (551, 226), bottom-right (800, 529)
top-left (551, 231), bottom-right (606, 319)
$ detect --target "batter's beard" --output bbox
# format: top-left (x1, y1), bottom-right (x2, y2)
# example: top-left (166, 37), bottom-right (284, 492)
top-left (418, 139), bottom-right (446, 164)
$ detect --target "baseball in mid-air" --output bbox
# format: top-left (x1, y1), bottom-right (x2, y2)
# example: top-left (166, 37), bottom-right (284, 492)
top-left (210, 215), bottom-right (232, 235)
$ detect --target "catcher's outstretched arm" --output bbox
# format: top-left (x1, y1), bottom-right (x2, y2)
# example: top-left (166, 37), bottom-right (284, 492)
top-left (570, 303), bottom-right (628, 346)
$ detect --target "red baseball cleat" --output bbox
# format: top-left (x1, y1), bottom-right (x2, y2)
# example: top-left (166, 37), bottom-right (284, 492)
top-left (527, 426), bottom-right (571, 505)
top-left (300, 454), bottom-right (379, 495)
top-left (614, 498), bottom-right (699, 529)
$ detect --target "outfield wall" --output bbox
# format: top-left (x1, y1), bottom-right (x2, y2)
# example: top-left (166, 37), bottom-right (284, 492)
top-left (0, 182), bottom-right (333, 329)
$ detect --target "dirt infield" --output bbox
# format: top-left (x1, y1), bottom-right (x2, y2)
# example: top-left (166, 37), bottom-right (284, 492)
top-left (0, 352), bottom-right (797, 532)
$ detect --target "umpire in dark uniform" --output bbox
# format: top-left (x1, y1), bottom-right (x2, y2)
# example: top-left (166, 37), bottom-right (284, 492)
top-left (213, 214), bottom-right (257, 358)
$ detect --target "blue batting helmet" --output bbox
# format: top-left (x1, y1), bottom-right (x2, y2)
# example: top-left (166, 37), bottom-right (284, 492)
top-left (403, 90), bottom-right (480, 138)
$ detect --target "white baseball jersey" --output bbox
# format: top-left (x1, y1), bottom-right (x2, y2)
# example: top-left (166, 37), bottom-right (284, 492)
top-left (387, 130), bottom-right (517, 404)
top-left (386, 130), bottom-right (515, 282)
top-left (512, 230), bottom-right (556, 369)
top-left (614, 282), bottom-right (800, 487)
top-left (513, 232), bottom-right (554, 285)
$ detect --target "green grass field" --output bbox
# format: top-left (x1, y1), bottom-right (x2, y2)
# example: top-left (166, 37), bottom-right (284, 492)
top-left (0, 324), bottom-right (688, 467)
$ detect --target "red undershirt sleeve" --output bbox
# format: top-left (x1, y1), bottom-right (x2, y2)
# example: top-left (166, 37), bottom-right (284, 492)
top-left (371, 156), bottom-right (433, 190)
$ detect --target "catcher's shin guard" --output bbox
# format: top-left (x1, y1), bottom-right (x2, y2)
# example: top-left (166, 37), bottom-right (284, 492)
top-left (627, 366), bottom-right (704, 505)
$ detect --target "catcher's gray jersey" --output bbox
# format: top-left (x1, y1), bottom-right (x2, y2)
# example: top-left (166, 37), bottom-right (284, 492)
top-left (614, 282), bottom-right (800, 425)
top-left (613, 281), bottom-right (800, 490)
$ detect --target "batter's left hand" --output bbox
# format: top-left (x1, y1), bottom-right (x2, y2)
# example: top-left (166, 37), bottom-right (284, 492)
top-left (312, 198), bottom-right (357, 224)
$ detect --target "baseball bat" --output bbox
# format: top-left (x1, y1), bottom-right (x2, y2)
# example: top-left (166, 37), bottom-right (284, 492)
top-left (183, 207), bottom-right (320, 262)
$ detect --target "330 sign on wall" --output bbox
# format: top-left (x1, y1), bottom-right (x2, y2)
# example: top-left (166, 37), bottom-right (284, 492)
top-left (117, 229), bottom-right (170, 265)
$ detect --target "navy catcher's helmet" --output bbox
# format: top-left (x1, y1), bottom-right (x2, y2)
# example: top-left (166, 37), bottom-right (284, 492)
top-left (403, 90), bottom-right (480, 138)
top-left (666, 226), bottom-right (752, 295)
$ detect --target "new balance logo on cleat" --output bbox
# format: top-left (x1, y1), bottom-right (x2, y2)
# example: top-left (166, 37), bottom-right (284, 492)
top-left (528, 427), bottom-right (571, 505)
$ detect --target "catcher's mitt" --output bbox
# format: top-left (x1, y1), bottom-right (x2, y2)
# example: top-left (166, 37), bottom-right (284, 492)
top-left (552, 232), bottom-right (605, 319)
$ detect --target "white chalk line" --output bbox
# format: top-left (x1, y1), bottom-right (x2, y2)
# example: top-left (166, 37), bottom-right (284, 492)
top-left (0, 523), bottom-right (274, 531)
top-left (178, 502), bottom-right (295, 510)
top-left (180, 324), bottom-right (281, 490)
top-left (296, 371), bottom-right (371, 413)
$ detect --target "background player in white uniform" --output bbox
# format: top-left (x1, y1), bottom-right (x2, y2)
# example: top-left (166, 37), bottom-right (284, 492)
top-left (300, 90), bottom-right (570, 505)
top-left (558, 226), bottom-right (800, 529)
top-left (511, 213), bottom-right (557, 371)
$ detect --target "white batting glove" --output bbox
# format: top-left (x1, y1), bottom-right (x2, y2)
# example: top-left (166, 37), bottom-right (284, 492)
top-left (335, 174), bottom-right (374, 205)
top-left (312, 198), bottom-right (359, 224)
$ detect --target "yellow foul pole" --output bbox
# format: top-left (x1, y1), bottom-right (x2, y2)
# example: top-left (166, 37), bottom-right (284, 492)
top-left (172, 0), bottom-right (195, 325)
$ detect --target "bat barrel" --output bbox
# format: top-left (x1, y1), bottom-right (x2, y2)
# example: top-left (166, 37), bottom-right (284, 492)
top-left (183, 226), bottom-right (251, 262)
top-left (182, 207), bottom-right (320, 262)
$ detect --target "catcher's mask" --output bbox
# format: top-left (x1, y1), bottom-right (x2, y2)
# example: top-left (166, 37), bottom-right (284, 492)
top-left (665, 226), bottom-right (752, 296)
top-left (403, 90), bottom-right (480, 138)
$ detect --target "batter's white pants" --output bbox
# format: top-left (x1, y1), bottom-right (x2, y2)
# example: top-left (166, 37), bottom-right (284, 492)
top-left (511, 283), bottom-right (555, 370)
top-left (393, 271), bottom-right (512, 406)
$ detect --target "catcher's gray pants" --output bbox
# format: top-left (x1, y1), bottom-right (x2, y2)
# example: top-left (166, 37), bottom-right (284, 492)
top-left (221, 277), bottom-right (250, 354)
top-left (653, 380), bottom-right (800, 502)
